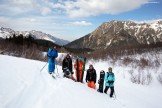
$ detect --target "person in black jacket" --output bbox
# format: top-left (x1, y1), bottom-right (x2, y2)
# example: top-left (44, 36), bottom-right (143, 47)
top-left (62, 54), bottom-right (75, 81)
top-left (86, 64), bottom-right (97, 89)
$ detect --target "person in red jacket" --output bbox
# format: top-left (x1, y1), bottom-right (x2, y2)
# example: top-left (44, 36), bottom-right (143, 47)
top-left (86, 65), bottom-right (97, 89)
top-left (74, 58), bottom-right (84, 82)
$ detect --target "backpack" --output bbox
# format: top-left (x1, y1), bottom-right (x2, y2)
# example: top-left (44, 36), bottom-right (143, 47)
top-left (107, 72), bottom-right (114, 79)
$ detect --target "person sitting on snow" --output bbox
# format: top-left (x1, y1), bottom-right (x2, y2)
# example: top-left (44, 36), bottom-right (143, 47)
top-left (104, 67), bottom-right (115, 98)
top-left (62, 54), bottom-right (75, 81)
top-left (86, 64), bottom-right (97, 89)
top-left (47, 46), bottom-right (58, 77)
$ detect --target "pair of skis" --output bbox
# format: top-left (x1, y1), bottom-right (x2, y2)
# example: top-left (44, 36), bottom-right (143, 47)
top-left (52, 74), bottom-right (60, 79)
top-left (49, 72), bottom-right (60, 79)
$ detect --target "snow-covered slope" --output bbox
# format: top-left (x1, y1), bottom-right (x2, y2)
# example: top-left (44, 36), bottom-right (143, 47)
top-left (0, 27), bottom-right (69, 45)
top-left (0, 55), bottom-right (162, 108)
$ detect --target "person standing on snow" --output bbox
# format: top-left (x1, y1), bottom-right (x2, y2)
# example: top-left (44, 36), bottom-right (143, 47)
top-left (47, 46), bottom-right (58, 76)
top-left (104, 67), bottom-right (115, 98)
top-left (62, 54), bottom-right (75, 81)
top-left (74, 57), bottom-right (84, 82)
top-left (86, 64), bottom-right (97, 89)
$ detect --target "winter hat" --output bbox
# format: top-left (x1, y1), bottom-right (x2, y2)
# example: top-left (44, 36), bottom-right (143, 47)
top-left (108, 67), bottom-right (112, 72)
top-left (89, 64), bottom-right (93, 68)
top-left (79, 57), bottom-right (83, 61)
top-left (66, 54), bottom-right (70, 57)
top-left (89, 64), bottom-right (93, 67)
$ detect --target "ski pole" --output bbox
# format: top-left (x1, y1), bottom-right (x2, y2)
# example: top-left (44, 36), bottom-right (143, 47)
top-left (55, 59), bottom-right (60, 77)
top-left (55, 64), bottom-right (60, 77)
top-left (40, 62), bottom-right (48, 72)
top-left (114, 90), bottom-right (117, 99)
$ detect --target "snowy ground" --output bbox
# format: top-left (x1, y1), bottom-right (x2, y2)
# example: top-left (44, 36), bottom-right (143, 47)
top-left (0, 54), bottom-right (162, 108)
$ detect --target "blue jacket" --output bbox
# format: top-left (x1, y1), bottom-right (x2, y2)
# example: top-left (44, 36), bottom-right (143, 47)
top-left (104, 72), bottom-right (115, 87)
top-left (47, 48), bottom-right (58, 72)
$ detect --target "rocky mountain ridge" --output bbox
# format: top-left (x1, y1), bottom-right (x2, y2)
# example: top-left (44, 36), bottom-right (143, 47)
top-left (66, 20), bottom-right (162, 49)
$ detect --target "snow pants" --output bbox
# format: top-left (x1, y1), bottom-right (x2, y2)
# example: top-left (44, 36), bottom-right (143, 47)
top-left (104, 86), bottom-right (114, 97)
top-left (48, 58), bottom-right (56, 73)
top-left (87, 81), bottom-right (96, 89)
top-left (48, 63), bottom-right (55, 73)
top-left (76, 70), bottom-right (82, 82)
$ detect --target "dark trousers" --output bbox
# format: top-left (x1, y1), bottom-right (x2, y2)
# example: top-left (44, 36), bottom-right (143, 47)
top-left (104, 86), bottom-right (114, 97)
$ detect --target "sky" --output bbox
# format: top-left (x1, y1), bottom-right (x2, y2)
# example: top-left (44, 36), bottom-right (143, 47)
top-left (0, 0), bottom-right (162, 41)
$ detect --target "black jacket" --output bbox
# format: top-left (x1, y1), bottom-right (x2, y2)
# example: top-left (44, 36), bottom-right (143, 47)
top-left (62, 57), bottom-right (73, 72)
top-left (86, 68), bottom-right (97, 83)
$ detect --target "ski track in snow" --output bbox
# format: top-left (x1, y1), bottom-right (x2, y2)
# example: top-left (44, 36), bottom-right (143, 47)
top-left (0, 55), bottom-right (162, 108)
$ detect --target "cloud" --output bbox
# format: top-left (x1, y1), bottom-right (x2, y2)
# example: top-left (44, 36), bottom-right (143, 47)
top-left (12, 0), bottom-right (33, 5)
top-left (40, 7), bottom-right (52, 15)
top-left (69, 21), bottom-right (92, 26)
top-left (0, 15), bottom-right (73, 33)
top-left (0, 0), bottom-right (157, 17)
top-left (29, 18), bottom-right (37, 22)
top-left (0, 0), bottom-right (35, 16)
top-left (144, 1), bottom-right (160, 4)
top-left (48, 0), bottom-right (155, 18)
top-left (0, 0), bottom-right (52, 16)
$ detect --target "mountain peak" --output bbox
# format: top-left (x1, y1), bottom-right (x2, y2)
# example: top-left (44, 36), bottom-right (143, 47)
top-left (0, 27), bottom-right (70, 45)
top-left (66, 20), bottom-right (162, 50)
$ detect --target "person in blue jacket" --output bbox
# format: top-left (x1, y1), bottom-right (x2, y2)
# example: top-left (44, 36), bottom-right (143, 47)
top-left (104, 67), bottom-right (115, 98)
top-left (47, 46), bottom-right (58, 75)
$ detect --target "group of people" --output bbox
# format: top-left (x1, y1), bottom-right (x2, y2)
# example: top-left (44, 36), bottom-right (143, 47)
top-left (47, 46), bottom-right (115, 98)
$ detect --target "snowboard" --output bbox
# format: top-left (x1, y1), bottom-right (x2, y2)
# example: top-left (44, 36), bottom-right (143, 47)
top-left (98, 70), bottom-right (105, 93)
top-left (76, 58), bottom-right (80, 82)
top-left (81, 57), bottom-right (86, 83)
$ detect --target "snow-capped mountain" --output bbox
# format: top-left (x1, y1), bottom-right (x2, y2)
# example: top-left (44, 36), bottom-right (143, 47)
top-left (0, 27), bottom-right (69, 45)
top-left (0, 27), bottom-right (15, 39)
top-left (66, 20), bottom-right (162, 49)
